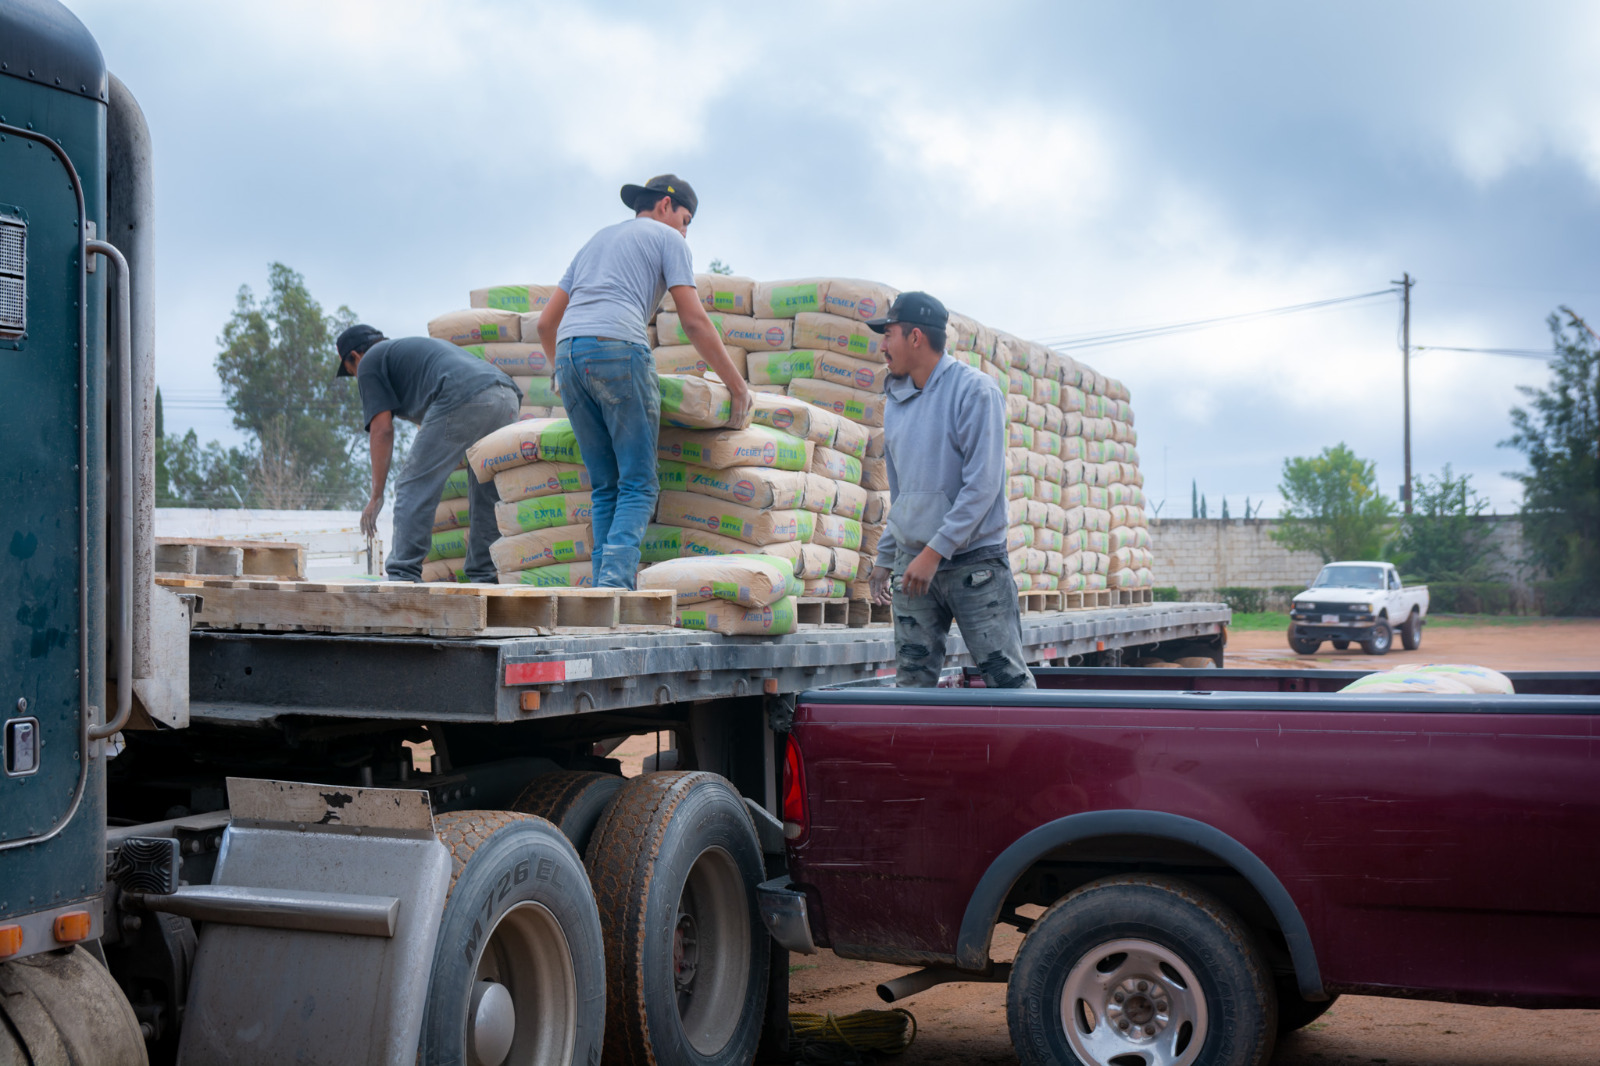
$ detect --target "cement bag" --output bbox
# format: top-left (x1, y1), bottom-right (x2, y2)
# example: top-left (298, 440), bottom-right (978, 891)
top-left (1044, 503), bottom-right (1068, 530)
top-left (1025, 500), bottom-right (1049, 526)
top-left (864, 490), bottom-right (890, 525)
top-left (1341, 672), bottom-right (1475, 695)
top-left (677, 597), bottom-right (798, 637)
top-left (861, 522), bottom-right (885, 557)
top-left (429, 308), bottom-right (521, 345)
top-left (1062, 572), bottom-right (1085, 593)
top-left (1015, 573), bottom-right (1034, 591)
top-left (1039, 483), bottom-right (1062, 507)
top-left (655, 491), bottom-right (813, 546)
top-left (767, 541), bottom-right (833, 580)
top-left (658, 426), bottom-right (809, 471)
top-left (1065, 507), bottom-right (1085, 534)
top-left (947, 312), bottom-right (980, 353)
top-left (654, 344), bottom-right (748, 379)
top-left (749, 393), bottom-right (838, 447)
top-left (520, 406), bottom-right (563, 419)
top-left (813, 514), bottom-right (863, 551)
top-left (658, 462), bottom-right (809, 510)
top-left (814, 351), bottom-right (888, 394)
top-left (1008, 475), bottom-right (1035, 501)
top-left (1111, 546), bottom-right (1135, 571)
top-left (468, 418), bottom-right (581, 482)
top-left (490, 523), bottom-right (593, 572)
top-left (657, 312), bottom-right (793, 353)
top-left (753, 278), bottom-right (826, 318)
top-left (865, 426), bottom-right (887, 459)
top-left (1087, 530), bottom-right (1110, 554)
top-left (1036, 528), bottom-right (1064, 553)
top-left (788, 378), bottom-right (886, 427)
top-left (470, 284), bottom-right (559, 314)
top-left (1407, 664), bottom-right (1515, 694)
top-left (799, 474), bottom-right (836, 515)
top-left (1065, 529), bottom-right (1088, 554)
top-left (1007, 370), bottom-right (1033, 398)
top-left (1005, 393), bottom-right (1031, 423)
top-left (1022, 452), bottom-right (1049, 480)
top-left (1006, 448), bottom-right (1029, 477)
top-left (861, 457), bottom-right (889, 492)
top-left (1088, 507), bottom-right (1112, 533)
top-left (421, 557), bottom-right (467, 582)
top-left (831, 418), bottom-right (869, 460)
top-left (1109, 567), bottom-right (1137, 589)
top-left (1061, 436), bottom-right (1084, 462)
top-left (801, 578), bottom-right (847, 598)
top-left (848, 579), bottom-right (873, 600)
top-left (1088, 486), bottom-right (1110, 510)
top-left (1008, 424), bottom-right (1034, 449)
top-left (1043, 455), bottom-right (1065, 483)
top-left (1007, 526), bottom-right (1034, 552)
top-left (1008, 499), bottom-right (1028, 525)
top-left (517, 376), bottom-right (562, 408)
top-left (1062, 551), bottom-right (1085, 575)
top-left (495, 492), bottom-right (594, 537)
top-left (498, 562), bottom-right (594, 588)
top-left (829, 546), bottom-right (862, 581)
top-left (1062, 484), bottom-right (1087, 508)
top-left (658, 374), bottom-right (732, 429)
top-left (434, 499), bottom-right (471, 533)
top-left (1042, 405), bottom-right (1065, 435)
top-left (1033, 378), bottom-right (1061, 407)
top-left (822, 279), bottom-right (898, 322)
top-left (1033, 430), bottom-right (1062, 457)
top-left (639, 554), bottom-right (804, 608)
top-left (441, 468), bottom-right (471, 500)
top-left (426, 528), bottom-right (469, 562)
top-left (793, 313), bottom-right (885, 361)
top-left (494, 461), bottom-right (593, 504)
top-left (1045, 550), bottom-right (1065, 576)
top-left (1085, 572), bottom-right (1108, 591)
top-left (642, 523), bottom-right (762, 562)
top-left (831, 481), bottom-right (868, 522)
top-left (1063, 385), bottom-right (1085, 414)
top-left (462, 343), bottom-right (553, 376)
top-left (661, 274), bottom-right (755, 316)
top-left (747, 350), bottom-right (826, 386)
top-left (811, 446), bottom-right (863, 484)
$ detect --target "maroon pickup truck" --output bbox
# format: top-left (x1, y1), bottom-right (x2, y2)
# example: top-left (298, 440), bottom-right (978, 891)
top-left (758, 667), bottom-right (1600, 1066)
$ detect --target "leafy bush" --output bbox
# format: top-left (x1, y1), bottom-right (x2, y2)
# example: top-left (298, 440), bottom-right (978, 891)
top-left (1429, 581), bottom-right (1516, 615)
top-left (1216, 586), bottom-right (1267, 613)
top-left (1153, 587), bottom-right (1182, 602)
top-left (1537, 579), bottom-right (1600, 617)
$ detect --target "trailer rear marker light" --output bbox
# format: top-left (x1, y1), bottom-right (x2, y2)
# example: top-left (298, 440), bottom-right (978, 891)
top-left (53, 911), bottom-right (90, 943)
top-left (504, 658), bottom-right (593, 685)
top-left (0, 924), bottom-right (20, 957)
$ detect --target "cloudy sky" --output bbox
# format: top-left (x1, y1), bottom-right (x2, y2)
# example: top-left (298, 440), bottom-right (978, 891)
top-left (70, 0), bottom-right (1600, 516)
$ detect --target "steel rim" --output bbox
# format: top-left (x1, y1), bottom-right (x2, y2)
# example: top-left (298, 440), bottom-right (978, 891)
top-left (467, 900), bottom-right (577, 1066)
top-left (1060, 937), bottom-right (1208, 1066)
top-left (673, 845), bottom-right (750, 1055)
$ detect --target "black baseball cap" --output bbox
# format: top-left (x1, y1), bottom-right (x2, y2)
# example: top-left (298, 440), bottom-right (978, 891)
top-left (335, 324), bottom-right (386, 377)
top-left (621, 174), bottom-right (698, 217)
top-left (866, 291), bottom-right (949, 334)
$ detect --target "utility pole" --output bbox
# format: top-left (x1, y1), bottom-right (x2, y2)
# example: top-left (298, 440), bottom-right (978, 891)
top-left (1392, 273), bottom-right (1414, 514)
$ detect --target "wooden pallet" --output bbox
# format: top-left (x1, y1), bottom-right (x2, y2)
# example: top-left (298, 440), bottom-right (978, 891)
top-left (1064, 589), bottom-right (1114, 610)
top-left (1018, 591), bottom-right (1051, 614)
top-left (794, 597), bottom-right (850, 629)
top-left (155, 537), bottom-right (306, 581)
top-left (155, 577), bottom-right (674, 636)
top-left (846, 599), bottom-right (892, 628)
top-left (1113, 587), bottom-right (1154, 606)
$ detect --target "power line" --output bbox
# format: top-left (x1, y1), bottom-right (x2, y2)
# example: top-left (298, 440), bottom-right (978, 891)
top-left (1413, 345), bottom-right (1553, 360)
top-left (1035, 288), bottom-right (1399, 351)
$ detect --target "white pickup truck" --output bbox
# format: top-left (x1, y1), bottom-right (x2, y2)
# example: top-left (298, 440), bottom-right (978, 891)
top-left (1287, 560), bottom-right (1429, 655)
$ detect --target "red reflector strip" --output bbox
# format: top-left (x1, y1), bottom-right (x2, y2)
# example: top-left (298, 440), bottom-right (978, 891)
top-left (504, 658), bottom-right (593, 686)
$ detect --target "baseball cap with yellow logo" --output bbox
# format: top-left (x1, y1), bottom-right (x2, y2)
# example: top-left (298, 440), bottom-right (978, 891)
top-left (621, 174), bottom-right (698, 217)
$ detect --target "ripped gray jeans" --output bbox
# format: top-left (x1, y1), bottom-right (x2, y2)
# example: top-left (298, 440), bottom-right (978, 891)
top-left (890, 550), bottom-right (1037, 689)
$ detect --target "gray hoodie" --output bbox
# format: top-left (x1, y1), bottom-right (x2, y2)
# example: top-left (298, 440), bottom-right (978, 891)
top-left (879, 355), bottom-right (1010, 568)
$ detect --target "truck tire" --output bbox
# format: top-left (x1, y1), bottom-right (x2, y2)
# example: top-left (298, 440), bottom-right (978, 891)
top-left (1276, 982), bottom-right (1338, 1034)
top-left (1286, 631), bottom-right (1321, 655)
top-left (1399, 610), bottom-right (1422, 651)
top-left (419, 811), bottom-right (606, 1066)
top-left (586, 771), bottom-right (770, 1066)
top-left (1006, 874), bottom-right (1275, 1066)
top-left (1361, 621), bottom-right (1393, 656)
top-left (512, 770), bottom-right (625, 857)
top-left (1330, 640), bottom-right (1350, 650)
top-left (0, 947), bottom-right (147, 1066)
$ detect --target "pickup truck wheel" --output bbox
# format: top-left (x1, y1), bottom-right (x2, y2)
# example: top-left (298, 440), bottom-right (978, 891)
top-left (1399, 610), bottom-right (1422, 651)
top-left (1361, 621), bottom-right (1393, 656)
top-left (1287, 633), bottom-right (1321, 655)
top-left (1007, 875), bottom-right (1275, 1066)
top-left (1330, 640), bottom-right (1350, 650)
top-left (586, 771), bottom-right (769, 1066)
top-left (1276, 982), bottom-right (1338, 1034)
top-left (420, 811), bottom-right (606, 1066)
top-left (512, 770), bottom-right (624, 857)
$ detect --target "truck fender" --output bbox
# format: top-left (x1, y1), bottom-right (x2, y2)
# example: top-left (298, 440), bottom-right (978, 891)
top-left (956, 809), bottom-right (1327, 1001)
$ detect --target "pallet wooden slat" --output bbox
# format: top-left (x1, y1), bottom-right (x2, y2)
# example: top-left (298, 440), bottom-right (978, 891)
top-left (155, 537), bottom-right (306, 581)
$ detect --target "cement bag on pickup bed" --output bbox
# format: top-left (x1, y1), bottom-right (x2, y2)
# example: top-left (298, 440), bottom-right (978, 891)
top-left (434, 499), bottom-right (471, 533)
top-left (1408, 663), bottom-right (1515, 693)
top-left (788, 379), bottom-right (886, 427)
top-left (748, 392), bottom-right (837, 447)
top-left (427, 528), bottom-right (469, 562)
top-left (659, 374), bottom-right (732, 429)
top-left (495, 492), bottom-right (594, 537)
top-left (657, 462), bottom-right (809, 510)
top-left (498, 562), bottom-right (593, 587)
top-left (421, 557), bottom-right (466, 583)
top-left (490, 523), bottom-right (593, 572)
top-left (793, 313), bottom-right (885, 361)
top-left (1341, 672), bottom-right (1475, 695)
top-left (654, 344), bottom-right (748, 379)
top-left (677, 597), bottom-right (797, 636)
top-left (429, 308), bottom-right (521, 345)
top-left (658, 426), bottom-right (809, 471)
top-left (494, 461), bottom-right (593, 504)
top-left (468, 418), bottom-right (581, 482)
top-left (655, 491), bottom-right (814, 546)
top-left (462, 343), bottom-right (552, 376)
top-left (471, 284), bottom-right (559, 313)
top-left (639, 554), bottom-right (804, 608)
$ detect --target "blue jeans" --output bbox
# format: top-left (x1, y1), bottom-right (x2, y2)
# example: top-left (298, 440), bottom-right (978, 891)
top-left (555, 338), bottom-right (660, 588)
top-left (388, 383), bottom-right (520, 582)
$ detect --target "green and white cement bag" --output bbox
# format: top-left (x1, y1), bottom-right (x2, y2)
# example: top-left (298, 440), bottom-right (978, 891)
top-left (494, 461), bottom-right (593, 504)
top-left (812, 514), bottom-right (862, 551)
top-left (494, 492), bottom-right (594, 537)
top-left (515, 376), bottom-right (562, 408)
top-left (801, 474), bottom-right (838, 515)
top-left (747, 349), bottom-right (888, 393)
top-left (787, 378), bottom-right (885, 427)
top-left (656, 312), bottom-right (793, 353)
top-left (830, 417), bottom-right (869, 460)
top-left (749, 393), bottom-right (838, 447)
top-left (792, 313), bottom-right (884, 361)
top-left (421, 557), bottom-right (467, 583)
top-left (428, 308), bottom-right (521, 345)
top-left (830, 481), bottom-right (868, 522)
top-left (829, 546), bottom-right (862, 581)
top-left (470, 284), bottom-right (559, 314)
top-left (810, 446), bottom-right (863, 484)
top-left (440, 468), bottom-right (471, 500)
top-left (657, 426), bottom-right (809, 471)
top-left (657, 462), bottom-right (809, 510)
top-left (461, 343), bottom-right (552, 376)
top-left (638, 554), bottom-right (804, 608)
top-left (653, 344), bottom-right (748, 379)
top-left (467, 418), bottom-right (582, 482)
top-left (498, 562), bottom-right (593, 588)
top-left (676, 597), bottom-right (798, 637)
top-left (434, 499), bottom-right (470, 533)
top-left (426, 527), bottom-right (469, 562)
top-left (489, 523), bottom-right (593, 572)
top-left (654, 491), bottom-right (814, 546)
top-left (658, 374), bottom-right (732, 429)
top-left (661, 274), bottom-right (756, 315)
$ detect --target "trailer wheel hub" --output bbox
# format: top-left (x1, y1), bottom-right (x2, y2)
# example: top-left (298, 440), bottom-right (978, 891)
top-left (469, 979), bottom-right (515, 1066)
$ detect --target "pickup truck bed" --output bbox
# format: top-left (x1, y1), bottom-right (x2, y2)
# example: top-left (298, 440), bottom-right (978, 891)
top-left (778, 666), bottom-right (1600, 1061)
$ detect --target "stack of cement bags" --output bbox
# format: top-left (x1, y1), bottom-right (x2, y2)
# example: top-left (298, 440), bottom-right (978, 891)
top-left (433, 290), bottom-right (565, 418)
top-left (463, 418), bottom-right (596, 587)
top-left (420, 467), bottom-right (473, 582)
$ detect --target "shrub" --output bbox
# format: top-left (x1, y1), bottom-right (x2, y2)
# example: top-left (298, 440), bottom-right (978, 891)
top-left (1536, 578), bottom-right (1600, 617)
top-left (1428, 581), bottom-right (1515, 615)
top-left (1216, 586), bottom-right (1267, 613)
top-left (1153, 586), bottom-right (1181, 602)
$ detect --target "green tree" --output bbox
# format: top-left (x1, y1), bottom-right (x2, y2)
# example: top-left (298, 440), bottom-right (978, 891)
top-left (707, 258), bottom-right (734, 276)
top-left (1272, 443), bottom-right (1396, 562)
top-left (1502, 313), bottom-right (1599, 613)
top-left (1388, 465), bottom-right (1496, 581)
top-left (215, 263), bottom-right (367, 508)
top-left (158, 429), bottom-right (253, 507)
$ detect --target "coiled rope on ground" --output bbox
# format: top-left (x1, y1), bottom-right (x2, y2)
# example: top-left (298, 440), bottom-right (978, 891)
top-left (787, 1008), bottom-right (917, 1063)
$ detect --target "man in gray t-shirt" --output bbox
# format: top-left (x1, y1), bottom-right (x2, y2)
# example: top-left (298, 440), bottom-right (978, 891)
top-left (336, 326), bottom-right (520, 583)
top-left (538, 174), bottom-right (752, 588)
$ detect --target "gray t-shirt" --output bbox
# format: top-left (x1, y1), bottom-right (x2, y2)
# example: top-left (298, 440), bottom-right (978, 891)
top-left (556, 217), bottom-right (696, 347)
top-left (355, 336), bottom-right (518, 431)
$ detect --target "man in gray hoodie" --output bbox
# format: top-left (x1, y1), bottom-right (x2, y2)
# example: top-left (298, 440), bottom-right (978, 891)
top-left (866, 293), bottom-right (1035, 688)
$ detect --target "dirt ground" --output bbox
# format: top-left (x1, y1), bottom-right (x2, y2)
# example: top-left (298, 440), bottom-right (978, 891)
top-left (785, 621), bottom-right (1600, 1065)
